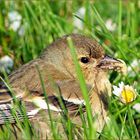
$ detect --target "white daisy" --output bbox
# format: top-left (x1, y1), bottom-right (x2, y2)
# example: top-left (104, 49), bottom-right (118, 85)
top-left (128, 59), bottom-right (140, 77)
top-left (73, 7), bottom-right (85, 30)
top-left (105, 18), bottom-right (116, 32)
top-left (0, 55), bottom-right (14, 73)
top-left (133, 103), bottom-right (140, 113)
top-left (8, 11), bottom-right (22, 31)
top-left (113, 82), bottom-right (137, 104)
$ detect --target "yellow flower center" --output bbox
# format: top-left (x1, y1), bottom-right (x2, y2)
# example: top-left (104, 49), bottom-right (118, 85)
top-left (121, 87), bottom-right (136, 103)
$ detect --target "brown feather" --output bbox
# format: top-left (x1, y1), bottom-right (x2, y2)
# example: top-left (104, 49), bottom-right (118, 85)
top-left (0, 34), bottom-right (125, 139)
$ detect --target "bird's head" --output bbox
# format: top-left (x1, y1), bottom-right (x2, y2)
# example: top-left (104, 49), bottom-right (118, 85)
top-left (43, 34), bottom-right (127, 85)
top-left (62, 34), bottom-right (127, 84)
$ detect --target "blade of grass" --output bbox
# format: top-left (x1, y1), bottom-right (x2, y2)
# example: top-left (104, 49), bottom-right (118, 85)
top-left (67, 37), bottom-right (96, 139)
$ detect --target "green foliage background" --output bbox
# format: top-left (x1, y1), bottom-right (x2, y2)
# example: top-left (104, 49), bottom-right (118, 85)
top-left (0, 0), bottom-right (140, 139)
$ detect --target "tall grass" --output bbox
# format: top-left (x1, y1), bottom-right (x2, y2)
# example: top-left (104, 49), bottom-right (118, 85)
top-left (0, 0), bottom-right (140, 139)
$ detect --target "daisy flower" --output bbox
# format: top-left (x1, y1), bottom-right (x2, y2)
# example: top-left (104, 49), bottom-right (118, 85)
top-left (73, 7), bottom-right (85, 30)
top-left (133, 103), bottom-right (140, 113)
top-left (113, 82), bottom-right (137, 104)
top-left (105, 18), bottom-right (116, 32)
top-left (8, 11), bottom-right (22, 31)
top-left (128, 59), bottom-right (140, 77)
top-left (0, 55), bottom-right (14, 73)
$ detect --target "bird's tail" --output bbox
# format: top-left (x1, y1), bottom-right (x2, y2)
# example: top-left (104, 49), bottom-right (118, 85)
top-left (0, 80), bottom-right (33, 125)
top-left (0, 81), bottom-right (13, 104)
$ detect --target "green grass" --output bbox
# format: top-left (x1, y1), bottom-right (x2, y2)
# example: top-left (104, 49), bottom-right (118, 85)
top-left (0, 0), bottom-right (140, 139)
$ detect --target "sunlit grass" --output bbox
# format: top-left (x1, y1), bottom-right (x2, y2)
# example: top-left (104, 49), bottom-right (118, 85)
top-left (0, 0), bottom-right (140, 139)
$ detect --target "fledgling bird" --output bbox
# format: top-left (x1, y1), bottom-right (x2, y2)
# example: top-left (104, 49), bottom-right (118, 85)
top-left (0, 34), bottom-right (126, 139)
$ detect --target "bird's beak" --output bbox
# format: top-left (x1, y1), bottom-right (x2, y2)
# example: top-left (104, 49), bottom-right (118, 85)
top-left (97, 55), bottom-right (127, 75)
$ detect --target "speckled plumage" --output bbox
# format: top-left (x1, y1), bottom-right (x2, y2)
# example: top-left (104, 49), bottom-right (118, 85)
top-left (0, 34), bottom-right (126, 139)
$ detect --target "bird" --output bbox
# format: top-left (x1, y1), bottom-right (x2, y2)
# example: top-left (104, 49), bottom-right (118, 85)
top-left (0, 34), bottom-right (126, 139)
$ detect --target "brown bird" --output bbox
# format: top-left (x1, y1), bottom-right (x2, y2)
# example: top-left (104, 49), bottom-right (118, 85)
top-left (0, 34), bottom-right (126, 139)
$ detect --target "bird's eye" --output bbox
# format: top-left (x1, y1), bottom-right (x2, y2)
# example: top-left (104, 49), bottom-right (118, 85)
top-left (80, 57), bottom-right (89, 63)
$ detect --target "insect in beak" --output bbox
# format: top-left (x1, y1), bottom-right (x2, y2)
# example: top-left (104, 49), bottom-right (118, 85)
top-left (97, 55), bottom-right (127, 75)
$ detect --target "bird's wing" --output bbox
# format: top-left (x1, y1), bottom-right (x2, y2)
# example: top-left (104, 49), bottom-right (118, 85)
top-left (0, 79), bottom-right (89, 125)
